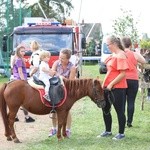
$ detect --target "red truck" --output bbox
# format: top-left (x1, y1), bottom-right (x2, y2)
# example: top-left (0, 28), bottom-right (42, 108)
top-left (2, 18), bottom-right (86, 77)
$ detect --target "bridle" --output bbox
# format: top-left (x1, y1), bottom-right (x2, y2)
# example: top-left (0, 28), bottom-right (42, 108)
top-left (92, 79), bottom-right (105, 108)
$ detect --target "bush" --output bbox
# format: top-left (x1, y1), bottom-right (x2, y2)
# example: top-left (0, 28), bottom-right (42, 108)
top-left (140, 39), bottom-right (150, 50)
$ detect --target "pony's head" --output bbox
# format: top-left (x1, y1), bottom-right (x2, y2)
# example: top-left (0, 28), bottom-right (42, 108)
top-left (90, 79), bottom-right (105, 108)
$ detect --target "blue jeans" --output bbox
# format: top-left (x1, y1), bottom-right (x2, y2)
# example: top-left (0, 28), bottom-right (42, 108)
top-left (125, 79), bottom-right (139, 125)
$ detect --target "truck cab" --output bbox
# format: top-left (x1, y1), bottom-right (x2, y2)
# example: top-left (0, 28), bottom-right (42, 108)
top-left (2, 18), bottom-right (86, 78)
top-left (99, 37), bottom-right (112, 74)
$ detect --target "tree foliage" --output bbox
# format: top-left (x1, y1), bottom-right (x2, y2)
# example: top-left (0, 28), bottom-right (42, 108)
top-left (0, 0), bottom-right (73, 30)
top-left (86, 39), bottom-right (96, 56)
top-left (112, 8), bottom-right (139, 43)
top-left (140, 39), bottom-right (150, 50)
top-left (30, 0), bottom-right (73, 22)
top-left (0, 0), bottom-right (74, 45)
top-left (48, 0), bottom-right (73, 21)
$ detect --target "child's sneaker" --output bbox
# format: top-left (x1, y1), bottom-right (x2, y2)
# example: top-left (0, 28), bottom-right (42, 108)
top-left (25, 116), bottom-right (35, 123)
top-left (43, 94), bottom-right (51, 101)
top-left (66, 129), bottom-right (71, 137)
top-left (48, 128), bottom-right (57, 137)
top-left (15, 117), bottom-right (19, 122)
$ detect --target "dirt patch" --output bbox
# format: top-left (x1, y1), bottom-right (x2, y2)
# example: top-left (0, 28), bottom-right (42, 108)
top-left (0, 109), bottom-right (52, 150)
top-left (0, 84), bottom-right (81, 150)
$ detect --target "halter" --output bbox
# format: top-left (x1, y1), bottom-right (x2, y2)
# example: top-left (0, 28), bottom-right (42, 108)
top-left (92, 79), bottom-right (104, 108)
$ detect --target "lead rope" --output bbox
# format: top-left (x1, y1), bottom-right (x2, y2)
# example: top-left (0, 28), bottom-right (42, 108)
top-left (103, 89), bottom-right (115, 115)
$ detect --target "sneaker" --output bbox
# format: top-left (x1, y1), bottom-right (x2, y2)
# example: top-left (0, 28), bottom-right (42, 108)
top-left (25, 116), bottom-right (35, 123)
top-left (66, 129), bottom-right (71, 137)
top-left (112, 133), bottom-right (125, 140)
top-left (43, 94), bottom-right (51, 101)
top-left (127, 123), bottom-right (133, 128)
top-left (97, 131), bottom-right (112, 137)
top-left (15, 117), bottom-right (19, 122)
top-left (48, 129), bottom-right (57, 137)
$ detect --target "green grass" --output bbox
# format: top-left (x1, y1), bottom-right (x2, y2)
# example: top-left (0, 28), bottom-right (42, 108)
top-left (0, 75), bottom-right (9, 85)
top-left (1, 65), bottom-right (150, 150)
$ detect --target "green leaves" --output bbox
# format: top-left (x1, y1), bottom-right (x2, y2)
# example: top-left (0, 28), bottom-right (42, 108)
top-left (140, 39), bottom-right (150, 50)
top-left (112, 8), bottom-right (139, 43)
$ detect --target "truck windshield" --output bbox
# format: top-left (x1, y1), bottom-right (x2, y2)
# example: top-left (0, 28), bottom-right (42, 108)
top-left (103, 43), bottom-right (112, 54)
top-left (13, 34), bottom-right (73, 52)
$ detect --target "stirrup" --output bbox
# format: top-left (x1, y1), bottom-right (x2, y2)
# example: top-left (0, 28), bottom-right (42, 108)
top-left (49, 109), bottom-right (57, 119)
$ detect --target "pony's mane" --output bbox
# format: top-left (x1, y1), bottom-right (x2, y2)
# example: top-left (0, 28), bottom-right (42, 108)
top-left (64, 78), bottom-right (94, 98)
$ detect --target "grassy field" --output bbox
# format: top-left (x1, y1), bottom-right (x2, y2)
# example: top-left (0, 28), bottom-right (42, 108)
top-left (0, 65), bottom-right (150, 150)
top-left (0, 76), bottom-right (8, 84)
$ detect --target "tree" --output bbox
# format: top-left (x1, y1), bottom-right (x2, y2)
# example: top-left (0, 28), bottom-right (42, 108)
top-left (112, 8), bottom-right (139, 43)
top-left (48, 0), bottom-right (73, 21)
top-left (86, 38), bottom-right (96, 56)
top-left (0, 0), bottom-right (74, 43)
top-left (30, 0), bottom-right (73, 22)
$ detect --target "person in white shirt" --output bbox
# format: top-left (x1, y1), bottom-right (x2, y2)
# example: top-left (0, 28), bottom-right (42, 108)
top-left (29, 41), bottom-right (42, 77)
top-left (69, 51), bottom-right (80, 78)
top-left (39, 51), bottom-right (56, 101)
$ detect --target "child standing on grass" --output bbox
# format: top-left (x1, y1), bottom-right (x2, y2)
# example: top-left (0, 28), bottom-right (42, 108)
top-left (39, 51), bottom-right (56, 101)
top-left (12, 44), bottom-right (35, 123)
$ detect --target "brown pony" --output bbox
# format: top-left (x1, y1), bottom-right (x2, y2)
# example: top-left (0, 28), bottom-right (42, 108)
top-left (0, 78), bottom-right (105, 143)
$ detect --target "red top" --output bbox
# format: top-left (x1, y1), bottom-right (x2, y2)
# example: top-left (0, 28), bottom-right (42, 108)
top-left (125, 50), bottom-right (138, 80)
top-left (103, 56), bottom-right (129, 88)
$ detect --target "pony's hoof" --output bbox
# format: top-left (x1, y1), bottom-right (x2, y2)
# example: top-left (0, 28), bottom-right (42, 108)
top-left (63, 135), bottom-right (69, 139)
top-left (58, 137), bottom-right (63, 142)
top-left (13, 138), bottom-right (21, 143)
top-left (7, 137), bottom-right (12, 141)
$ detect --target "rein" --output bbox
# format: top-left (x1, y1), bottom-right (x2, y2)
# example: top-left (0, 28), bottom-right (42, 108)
top-left (103, 88), bottom-right (115, 115)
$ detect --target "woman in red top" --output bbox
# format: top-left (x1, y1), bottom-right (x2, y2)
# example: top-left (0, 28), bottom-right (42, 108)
top-left (122, 37), bottom-right (146, 127)
top-left (97, 35), bottom-right (129, 140)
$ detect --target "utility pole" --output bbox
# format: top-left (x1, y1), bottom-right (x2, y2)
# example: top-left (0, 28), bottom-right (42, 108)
top-left (86, 23), bottom-right (95, 41)
top-left (19, 0), bottom-right (22, 25)
top-left (78, 0), bottom-right (83, 24)
top-left (4, 0), bottom-right (10, 77)
top-left (37, 1), bottom-right (48, 19)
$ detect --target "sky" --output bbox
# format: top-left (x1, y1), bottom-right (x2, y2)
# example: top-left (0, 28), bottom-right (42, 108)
top-left (70, 0), bottom-right (150, 35)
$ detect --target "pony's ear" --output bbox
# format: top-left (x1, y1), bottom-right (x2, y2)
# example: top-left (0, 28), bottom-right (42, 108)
top-left (97, 76), bottom-right (100, 79)
top-left (97, 76), bottom-right (103, 83)
top-left (97, 76), bottom-right (102, 81)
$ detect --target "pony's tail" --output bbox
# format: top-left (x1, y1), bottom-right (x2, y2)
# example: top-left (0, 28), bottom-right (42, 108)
top-left (0, 83), bottom-right (10, 136)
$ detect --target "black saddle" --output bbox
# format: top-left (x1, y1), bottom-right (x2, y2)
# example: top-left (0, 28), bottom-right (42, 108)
top-left (33, 75), bottom-right (65, 105)
top-left (49, 77), bottom-right (65, 105)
